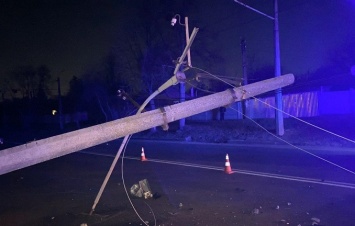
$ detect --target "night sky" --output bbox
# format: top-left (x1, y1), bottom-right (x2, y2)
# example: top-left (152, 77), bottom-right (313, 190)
top-left (1, 0), bottom-right (354, 94)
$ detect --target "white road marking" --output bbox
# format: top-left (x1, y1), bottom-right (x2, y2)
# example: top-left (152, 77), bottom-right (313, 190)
top-left (80, 151), bottom-right (355, 189)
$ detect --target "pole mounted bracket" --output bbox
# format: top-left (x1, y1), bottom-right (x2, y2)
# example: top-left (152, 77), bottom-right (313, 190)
top-left (176, 71), bottom-right (186, 83)
top-left (159, 107), bottom-right (169, 131)
top-left (224, 88), bottom-right (240, 108)
top-left (228, 88), bottom-right (239, 101)
top-left (241, 89), bottom-right (247, 100)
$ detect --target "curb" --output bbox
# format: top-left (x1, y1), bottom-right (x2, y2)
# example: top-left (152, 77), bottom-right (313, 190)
top-left (129, 138), bottom-right (355, 154)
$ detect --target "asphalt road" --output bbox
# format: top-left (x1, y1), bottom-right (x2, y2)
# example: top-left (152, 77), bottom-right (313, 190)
top-left (1, 139), bottom-right (355, 226)
top-left (86, 139), bottom-right (355, 185)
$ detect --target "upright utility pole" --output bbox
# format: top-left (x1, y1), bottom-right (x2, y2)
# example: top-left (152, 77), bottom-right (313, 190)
top-left (274, 0), bottom-right (284, 136)
top-left (240, 38), bottom-right (248, 118)
top-left (233, 0), bottom-right (284, 136)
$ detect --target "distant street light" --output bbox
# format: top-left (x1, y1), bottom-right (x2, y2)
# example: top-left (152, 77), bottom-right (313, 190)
top-left (233, 0), bottom-right (284, 136)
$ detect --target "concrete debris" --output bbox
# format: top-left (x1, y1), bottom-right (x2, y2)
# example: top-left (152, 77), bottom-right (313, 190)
top-left (252, 208), bottom-right (260, 215)
top-left (279, 219), bottom-right (289, 224)
top-left (130, 179), bottom-right (153, 199)
top-left (311, 217), bottom-right (321, 225)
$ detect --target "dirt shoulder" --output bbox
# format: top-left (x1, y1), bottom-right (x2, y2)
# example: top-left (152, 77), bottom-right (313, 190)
top-left (1, 115), bottom-right (355, 151)
top-left (134, 115), bottom-right (355, 148)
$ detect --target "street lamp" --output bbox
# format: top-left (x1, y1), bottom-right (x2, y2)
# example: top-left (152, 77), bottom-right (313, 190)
top-left (233, 0), bottom-right (284, 136)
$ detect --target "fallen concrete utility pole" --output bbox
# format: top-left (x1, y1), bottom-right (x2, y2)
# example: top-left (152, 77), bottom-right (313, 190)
top-left (0, 73), bottom-right (294, 175)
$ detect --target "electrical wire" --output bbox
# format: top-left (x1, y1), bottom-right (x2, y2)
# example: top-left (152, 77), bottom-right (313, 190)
top-left (119, 64), bottom-right (354, 225)
top-left (190, 65), bottom-right (355, 175)
top-left (208, 0), bottom-right (311, 34)
top-left (248, 97), bottom-right (355, 145)
top-left (185, 80), bottom-right (216, 94)
top-left (190, 66), bottom-right (236, 88)
top-left (192, 65), bottom-right (355, 145)
top-left (229, 106), bottom-right (355, 176)
top-left (120, 134), bottom-right (157, 226)
top-left (144, 201), bottom-right (157, 226)
top-left (117, 28), bottom-right (200, 225)
top-left (282, 71), bottom-right (353, 92)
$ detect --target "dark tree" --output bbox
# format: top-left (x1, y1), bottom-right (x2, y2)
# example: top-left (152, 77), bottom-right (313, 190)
top-left (11, 65), bottom-right (37, 99)
top-left (36, 65), bottom-right (51, 100)
top-left (248, 65), bottom-right (275, 83)
top-left (293, 40), bottom-right (355, 92)
top-left (66, 76), bottom-right (85, 112)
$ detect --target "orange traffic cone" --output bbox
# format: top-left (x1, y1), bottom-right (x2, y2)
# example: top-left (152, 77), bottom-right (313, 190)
top-left (224, 154), bottom-right (232, 174)
top-left (141, 147), bottom-right (147, 161)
